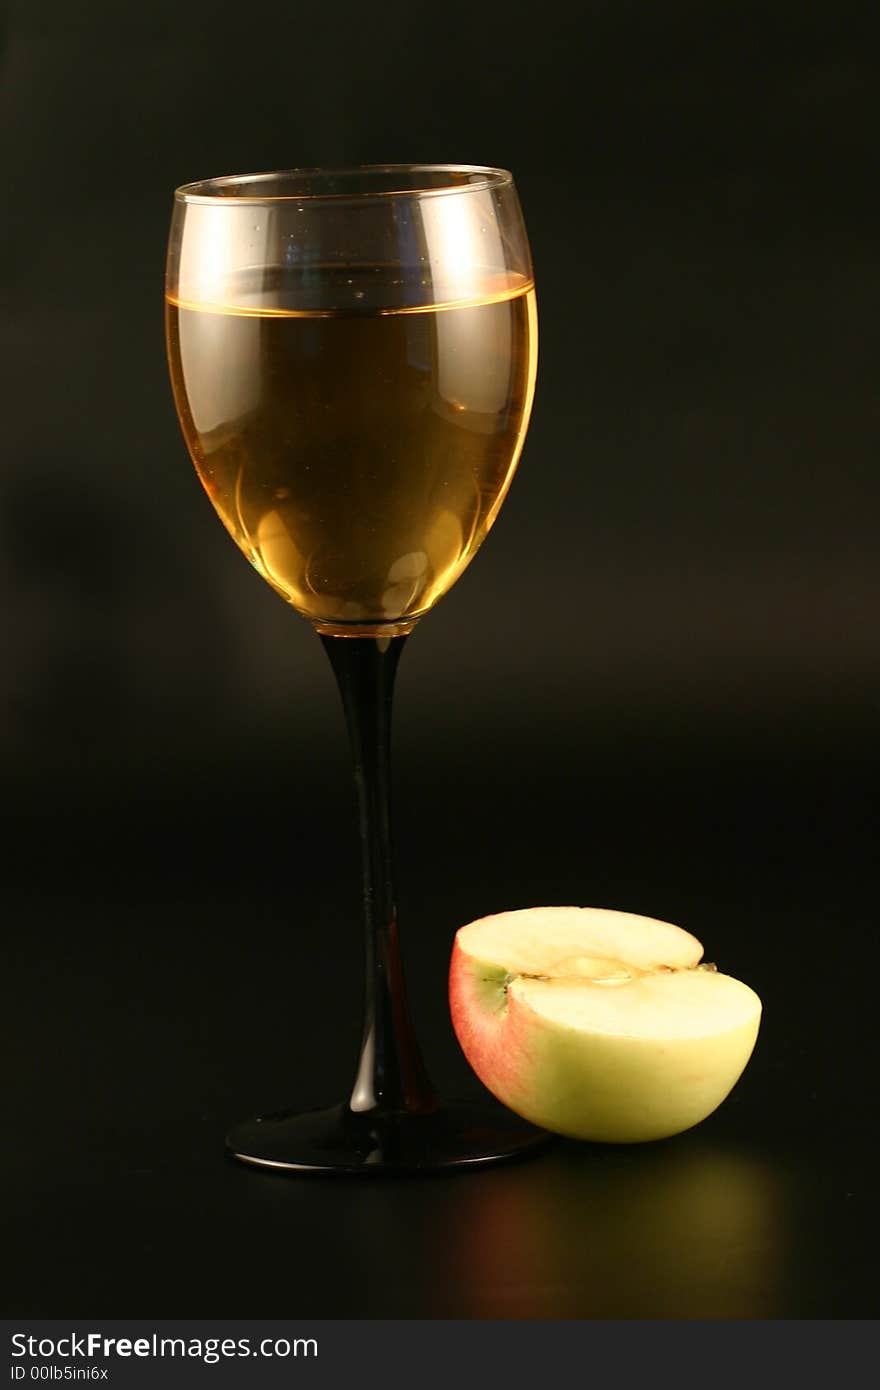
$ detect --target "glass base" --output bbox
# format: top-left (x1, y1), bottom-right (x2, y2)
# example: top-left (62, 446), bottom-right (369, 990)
top-left (225, 1100), bottom-right (553, 1175)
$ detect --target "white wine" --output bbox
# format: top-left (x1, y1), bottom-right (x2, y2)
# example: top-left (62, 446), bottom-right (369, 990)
top-left (166, 266), bottom-right (537, 634)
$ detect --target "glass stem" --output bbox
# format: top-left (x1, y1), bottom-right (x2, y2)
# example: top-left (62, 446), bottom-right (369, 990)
top-left (320, 634), bottom-right (437, 1117)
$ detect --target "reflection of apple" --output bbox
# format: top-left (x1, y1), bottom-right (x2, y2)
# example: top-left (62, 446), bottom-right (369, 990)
top-left (433, 1141), bottom-right (783, 1318)
top-left (449, 906), bottom-right (761, 1142)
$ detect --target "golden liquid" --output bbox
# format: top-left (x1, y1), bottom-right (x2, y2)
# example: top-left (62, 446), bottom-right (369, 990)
top-left (166, 267), bottom-right (537, 634)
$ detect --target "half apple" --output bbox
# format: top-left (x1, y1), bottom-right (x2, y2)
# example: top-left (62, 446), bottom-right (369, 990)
top-left (449, 906), bottom-right (762, 1143)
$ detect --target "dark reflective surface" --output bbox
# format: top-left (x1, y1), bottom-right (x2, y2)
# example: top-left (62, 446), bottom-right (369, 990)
top-left (4, 743), bottom-right (879, 1315)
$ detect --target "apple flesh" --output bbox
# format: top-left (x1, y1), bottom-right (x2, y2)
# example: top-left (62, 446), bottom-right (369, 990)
top-left (449, 907), bottom-right (761, 1143)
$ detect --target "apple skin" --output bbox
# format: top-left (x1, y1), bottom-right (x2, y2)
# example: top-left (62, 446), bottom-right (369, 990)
top-left (449, 921), bottom-right (761, 1144)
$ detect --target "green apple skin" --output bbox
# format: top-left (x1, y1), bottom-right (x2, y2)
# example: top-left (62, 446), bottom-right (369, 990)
top-left (449, 929), bottom-right (762, 1144)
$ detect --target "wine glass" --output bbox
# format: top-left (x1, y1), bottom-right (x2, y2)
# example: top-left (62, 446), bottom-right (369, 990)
top-left (165, 165), bottom-right (544, 1172)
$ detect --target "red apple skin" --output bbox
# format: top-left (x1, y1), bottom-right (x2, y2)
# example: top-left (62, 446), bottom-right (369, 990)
top-left (449, 937), bottom-right (539, 1113)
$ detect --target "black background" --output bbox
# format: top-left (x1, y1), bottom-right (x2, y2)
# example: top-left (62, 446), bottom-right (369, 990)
top-left (3, 0), bottom-right (879, 1318)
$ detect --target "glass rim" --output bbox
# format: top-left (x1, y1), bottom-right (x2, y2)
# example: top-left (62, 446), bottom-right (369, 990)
top-left (173, 163), bottom-right (515, 205)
